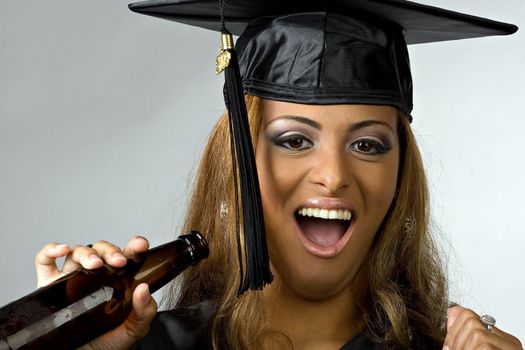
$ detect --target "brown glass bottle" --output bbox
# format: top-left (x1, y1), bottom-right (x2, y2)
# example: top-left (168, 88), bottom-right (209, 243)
top-left (0, 231), bottom-right (208, 350)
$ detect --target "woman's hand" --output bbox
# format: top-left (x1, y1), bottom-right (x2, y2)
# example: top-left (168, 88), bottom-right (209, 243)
top-left (444, 305), bottom-right (522, 350)
top-left (35, 237), bottom-right (158, 350)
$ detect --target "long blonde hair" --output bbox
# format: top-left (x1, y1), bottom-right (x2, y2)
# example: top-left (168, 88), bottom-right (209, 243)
top-left (167, 95), bottom-right (448, 349)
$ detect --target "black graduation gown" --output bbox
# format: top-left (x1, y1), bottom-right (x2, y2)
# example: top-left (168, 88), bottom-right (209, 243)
top-left (130, 302), bottom-right (383, 350)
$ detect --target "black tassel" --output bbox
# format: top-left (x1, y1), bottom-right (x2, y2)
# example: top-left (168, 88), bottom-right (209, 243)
top-left (216, 31), bottom-right (273, 293)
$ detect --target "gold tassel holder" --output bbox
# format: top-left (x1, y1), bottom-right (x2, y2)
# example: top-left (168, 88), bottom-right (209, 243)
top-left (216, 32), bottom-right (234, 74)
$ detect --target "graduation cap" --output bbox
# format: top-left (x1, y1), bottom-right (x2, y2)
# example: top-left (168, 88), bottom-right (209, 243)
top-left (128, 0), bottom-right (517, 293)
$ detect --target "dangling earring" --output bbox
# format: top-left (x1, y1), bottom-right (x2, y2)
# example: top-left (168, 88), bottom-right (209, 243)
top-left (220, 201), bottom-right (228, 219)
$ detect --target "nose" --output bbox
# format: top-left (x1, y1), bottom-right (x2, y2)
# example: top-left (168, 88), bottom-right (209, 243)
top-left (308, 147), bottom-right (351, 195)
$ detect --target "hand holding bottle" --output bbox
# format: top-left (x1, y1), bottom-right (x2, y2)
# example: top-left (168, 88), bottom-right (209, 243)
top-left (33, 236), bottom-right (158, 350)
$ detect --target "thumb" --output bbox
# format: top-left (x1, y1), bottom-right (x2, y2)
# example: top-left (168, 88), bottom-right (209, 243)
top-left (121, 283), bottom-right (158, 341)
top-left (447, 304), bottom-right (464, 330)
top-left (80, 283), bottom-right (157, 350)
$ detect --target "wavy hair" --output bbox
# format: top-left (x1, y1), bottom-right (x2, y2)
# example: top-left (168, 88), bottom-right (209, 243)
top-left (166, 95), bottom-right (448, 349)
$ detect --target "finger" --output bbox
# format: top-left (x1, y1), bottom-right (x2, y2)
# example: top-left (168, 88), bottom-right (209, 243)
top-left (466, 325), bottom-right (523, 350)
top-left (91, 240), bottom-right (128, 267)
top-left (447, 308), bottom-right (484, 350)
top-left (473, 345), bottom-right (502, 350)
top-left (62, 246), bottom-right (104, 273)
top-left (122, 236), bottom-right (149, 259)
top-left (125, 283), bottom-right (157, 332)
top-left (463, 325), bottom-right (513, 350)
top-left (494, 327), bottom-right (524, 348)
top-left (454, 318), bottom-right (490, 350)
top-left (444, 305), bottom-right (466, 349)
top-left (35, 243), bottom-right (70, 287)
top-left (80, 284), bottom-right (157, 350)
top-left (446, 306), bottom-right (524, 350)
top-left (447, 305), bottom-right (464, 330)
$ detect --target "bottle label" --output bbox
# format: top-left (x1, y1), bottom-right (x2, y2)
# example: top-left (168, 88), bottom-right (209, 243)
top-left (4, 287), bottom-right (114, 349)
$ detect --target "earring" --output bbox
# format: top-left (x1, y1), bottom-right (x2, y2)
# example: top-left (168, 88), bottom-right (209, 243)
top-left (220, 201), bottom-right (228, 219)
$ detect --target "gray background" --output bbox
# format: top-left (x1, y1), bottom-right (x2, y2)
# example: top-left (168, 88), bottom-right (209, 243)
top-left (1, 0), bottom-right (524, 340)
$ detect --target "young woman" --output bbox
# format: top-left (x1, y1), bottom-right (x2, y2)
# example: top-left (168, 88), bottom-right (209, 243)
top-left (36, 95), bottom-right (523, 349)
top-left (34, 2), bottom-right (522, 350)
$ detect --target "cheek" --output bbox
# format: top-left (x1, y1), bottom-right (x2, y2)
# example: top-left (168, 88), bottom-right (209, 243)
top-left (353, 156), bottom-right (399, 220)
top-left (256, 144), bottom-right (311, 270)
top-left (256, 145), bottom-right (306, 213)
top-left (367, 170), bottom-right (397, 203)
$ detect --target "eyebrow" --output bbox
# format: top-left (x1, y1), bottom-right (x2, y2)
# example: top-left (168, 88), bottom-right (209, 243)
top-left (271, 115), bottom-right (394, 133)
top-left (349, 120), bottom-right (394, 133)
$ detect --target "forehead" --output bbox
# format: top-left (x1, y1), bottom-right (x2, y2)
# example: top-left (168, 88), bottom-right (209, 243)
top-left (261, 99), bottom-right (399, 128)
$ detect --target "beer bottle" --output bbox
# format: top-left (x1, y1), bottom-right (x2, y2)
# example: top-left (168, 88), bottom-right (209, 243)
top-left (0, 231), bottom-right (209, 350)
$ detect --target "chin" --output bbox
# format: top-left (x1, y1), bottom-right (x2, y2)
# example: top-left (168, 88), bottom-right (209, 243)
top-left (265, 210), bottom-right (375, 302)
top-left (270, 257), bottom-right (361, 301)
top-left (293, 281), bottom-right (351, 301)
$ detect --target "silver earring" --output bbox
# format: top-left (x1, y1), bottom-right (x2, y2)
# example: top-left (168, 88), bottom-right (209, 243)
top-left (220, 201), bottom-right (228, 219)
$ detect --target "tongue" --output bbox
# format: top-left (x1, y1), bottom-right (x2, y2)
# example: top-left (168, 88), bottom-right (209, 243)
top-left (297, 216), bottom-right (348, 247)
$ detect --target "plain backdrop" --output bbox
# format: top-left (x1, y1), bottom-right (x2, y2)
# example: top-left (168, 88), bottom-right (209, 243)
top-left (1, 0), bottom-right (524, 341)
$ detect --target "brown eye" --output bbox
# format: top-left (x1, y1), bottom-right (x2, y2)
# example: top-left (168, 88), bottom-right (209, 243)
top-left (278, 134), bottom-right (313, 151)
top-left (356, 140), bottom-right (373, 153)
top-left (288, 137), bottom-right (305, 149)
top-left (350, 138), bottom-right (390, 155)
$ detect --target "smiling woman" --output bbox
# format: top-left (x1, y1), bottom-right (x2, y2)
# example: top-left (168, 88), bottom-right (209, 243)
top-left (254, 99), bottom-right (440, 346)
top-left (256, 101), bottom-right (400, 293)
top-left (13, 0), bottom-right (524, 349)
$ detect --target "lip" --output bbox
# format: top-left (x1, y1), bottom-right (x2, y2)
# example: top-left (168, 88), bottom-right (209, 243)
top-left (298, 197), bottom-right (357, 212)
top-left (294, 198), bottom-right (356, 258)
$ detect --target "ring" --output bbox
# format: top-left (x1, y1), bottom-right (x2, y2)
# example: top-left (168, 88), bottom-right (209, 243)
top-left (480, 314), bottom-right (496, 332)
top-left (86, 244), bottom-right (93, 248)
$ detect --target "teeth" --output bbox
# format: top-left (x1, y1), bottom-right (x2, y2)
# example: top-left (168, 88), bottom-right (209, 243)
top-left (297, 208), bottom-right (352, 220)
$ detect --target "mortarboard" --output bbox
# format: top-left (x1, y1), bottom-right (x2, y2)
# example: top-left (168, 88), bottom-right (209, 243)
top-left (128, 0), bottom-right (517, 293)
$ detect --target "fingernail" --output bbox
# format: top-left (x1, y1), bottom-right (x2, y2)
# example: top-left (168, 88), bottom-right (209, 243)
top-left (80, 256), bottom-right (92, 266)
top-left (112, 252), bottom-right (126, 261)
top-left (89, 254), bottom-right (102, 262)
top-left (141, 284), bottom-right (151, 305)
top-left (55, 244), bottom-right (69, 251)
top-left (443, 346), bottom-right (450, 350)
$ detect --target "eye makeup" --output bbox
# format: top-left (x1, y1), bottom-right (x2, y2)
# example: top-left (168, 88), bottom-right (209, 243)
top-left (271, 132), bottom-right (314, 151)
top-left (348, 121), bottom-right (396, 152)
top-left (350, 137), bottom-right (392, 155)
top-left (266, 117), bottom-right (318, 147)
top-left (264, 115), bottom-right (397, 155)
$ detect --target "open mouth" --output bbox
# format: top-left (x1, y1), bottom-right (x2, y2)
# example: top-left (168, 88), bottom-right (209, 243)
top-left (295, 208), bottom-right (353, 257)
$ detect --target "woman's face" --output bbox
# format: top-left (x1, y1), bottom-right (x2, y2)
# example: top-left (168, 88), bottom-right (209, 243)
top-left (256, 99), bottom-right (400, 300)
